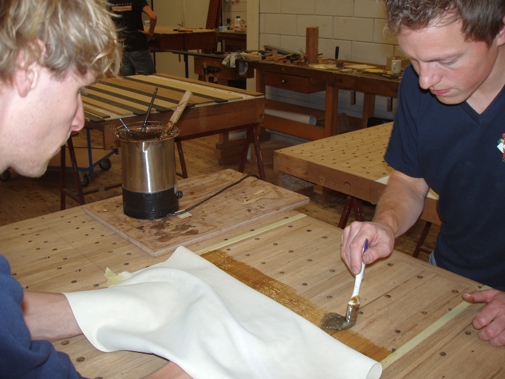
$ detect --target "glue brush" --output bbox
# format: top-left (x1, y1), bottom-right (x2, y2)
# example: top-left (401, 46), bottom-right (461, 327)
top-left (119, 118), bottom-right (130, 133)
top-left (142, 87), bottom-right (158, 132)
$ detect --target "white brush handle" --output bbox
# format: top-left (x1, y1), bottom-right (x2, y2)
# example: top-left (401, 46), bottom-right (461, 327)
top-left (351, 261), bottom-right (365, 298)
top-left (351, 240), bottom-right (368, 298)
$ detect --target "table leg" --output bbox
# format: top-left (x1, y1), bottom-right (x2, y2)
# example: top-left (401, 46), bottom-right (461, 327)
top-left (239, 124), bottom-right (265, 181)
top-left (361, 93), bottom-right (376, 129)
top-left (325, 83), bottom-right (339, 136)
top-left (176, 139), bottom-right (188, 178)
top-left (338, 196), bottom-right (365, 228)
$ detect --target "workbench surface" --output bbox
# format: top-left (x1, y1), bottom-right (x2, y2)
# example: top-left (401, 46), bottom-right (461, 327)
top-left (274, 122), bottom-right (440, 225)
top-left (2, 171), bottom-right (502, 378)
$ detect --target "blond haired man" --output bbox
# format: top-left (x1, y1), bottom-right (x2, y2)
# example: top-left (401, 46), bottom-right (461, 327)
top-left (0, 0), bottom-right (188, 377)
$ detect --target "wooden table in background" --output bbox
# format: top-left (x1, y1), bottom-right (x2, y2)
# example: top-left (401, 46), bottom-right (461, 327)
top-left (148, 26), bottom-right (217, 52)
top-left (2, 170), bottom-right (502, 378)
top-left (147, 26), bottom-right (217, 77)
top-left (273, 122), bottom-right (440, 226)
top-left (251, 60), bottom-right (400, 140)
top-left (217, 30), bottom-right (247, 51)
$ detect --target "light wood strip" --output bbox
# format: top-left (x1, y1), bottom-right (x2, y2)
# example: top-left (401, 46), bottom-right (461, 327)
top-left (86, 88), bottom-right (153, 114)
top-left (90, 83), bottom-right (179, 110)
top-left (380, 285), bottom-right (491, 369)
top-left (83, 103), bottom-right (133, 119)
top-left (99, 78), bottom-right (212, 106)
top-left (82, 105), bottom-right (110, 119)
top-left (128, 75), bottom-right (243, 101)
top-left (82, 97), bottom-right (132, 116)
top-left (194, 213), bottom-right (307, 255)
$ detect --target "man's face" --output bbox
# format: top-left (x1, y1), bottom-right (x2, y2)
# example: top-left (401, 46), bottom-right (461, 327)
top-left (12, 69), bottom-right (96, 177)
top-left (398, 19), bottom-right (501, 106)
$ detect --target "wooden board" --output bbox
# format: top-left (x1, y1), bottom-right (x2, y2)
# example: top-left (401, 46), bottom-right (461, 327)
top-left (84, 170), bottom-right (309, 257)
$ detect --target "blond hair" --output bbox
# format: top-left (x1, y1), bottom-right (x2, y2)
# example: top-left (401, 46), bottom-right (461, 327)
top-left (0, 0), bottom-right (122, 83)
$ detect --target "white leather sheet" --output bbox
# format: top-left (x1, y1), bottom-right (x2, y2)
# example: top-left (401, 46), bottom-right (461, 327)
top-left (65, 246), bottom-right (382, 379)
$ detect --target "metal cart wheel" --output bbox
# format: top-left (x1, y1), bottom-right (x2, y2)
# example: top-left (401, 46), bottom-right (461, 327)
top-left (0, 170), bottom-right (11, 182)
top-left (80, 173), bottom-right (90, 187)
top-left (99, 158), bottom-right (112, 171)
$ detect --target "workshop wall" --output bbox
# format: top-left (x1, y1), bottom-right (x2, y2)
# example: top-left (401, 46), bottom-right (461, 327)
top-left (152, 0), bottom-right (402, 123)
top-left (257, 0), bottom-right (403, 64)
top-left (255, 0), bottom-right (402, 123)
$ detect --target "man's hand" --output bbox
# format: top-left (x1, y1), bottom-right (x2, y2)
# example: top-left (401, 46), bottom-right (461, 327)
top-left (139, 29), bottom-right (155, 42)
top-left (341, 221), bottom-right (396, 275)
top-left (463, 289), bottom-right (505, 346)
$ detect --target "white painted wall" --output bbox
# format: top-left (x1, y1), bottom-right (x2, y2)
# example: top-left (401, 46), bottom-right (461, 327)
top-left (255, 0), bottom-right (402, 121)
top-left (222, 0), bottom-right (247, 29)
top-left (151, 0), bottom-right (210, 79)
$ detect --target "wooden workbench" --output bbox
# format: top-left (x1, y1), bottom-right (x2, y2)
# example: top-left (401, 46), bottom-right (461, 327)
top-left (273, 122), bottom-right (441, 226)
top-left (147, 26), bottom-right (217, 77)
top-left (252, 60), bottom-right (400, 140)
top-left (217, 30), bottom-right (247, 51)
top-left (2, 170), bottom-right (502, 378)
top-left (148, 26), bottom-right (217, 52)
top-left (82, 73), bottom-right (266, 179)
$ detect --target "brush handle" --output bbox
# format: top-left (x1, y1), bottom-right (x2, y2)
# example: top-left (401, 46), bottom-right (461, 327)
top-left (142, 87), bottom-right (158, 132)
top-left (351, 239), bottom-right (368, 298)
top-left (169, 91), bottom-right (192, 125)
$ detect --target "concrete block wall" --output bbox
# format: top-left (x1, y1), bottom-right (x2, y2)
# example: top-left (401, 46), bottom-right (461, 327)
top-left (257, 0), bottom-right (404, 122)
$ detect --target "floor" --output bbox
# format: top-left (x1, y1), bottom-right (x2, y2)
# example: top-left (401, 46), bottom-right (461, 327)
top-left (0, 129), bottom-right (438, 261)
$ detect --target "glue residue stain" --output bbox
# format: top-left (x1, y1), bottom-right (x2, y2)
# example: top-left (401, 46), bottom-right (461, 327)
top-left (117, 130), bottom-right (162, 141)
top-left (202, 249), bottom-right (391, 362)
top-left (156, 224), bottom-right (199, 242)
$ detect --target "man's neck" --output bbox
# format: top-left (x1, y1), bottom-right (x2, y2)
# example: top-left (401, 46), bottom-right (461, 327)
top-left (467, 46), bottom-right (505, 114)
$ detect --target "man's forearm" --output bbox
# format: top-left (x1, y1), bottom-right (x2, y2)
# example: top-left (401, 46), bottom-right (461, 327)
top-left (373, 170), bottom-right (428, 237)
top-left (22, 291), bottom-right (82, 341)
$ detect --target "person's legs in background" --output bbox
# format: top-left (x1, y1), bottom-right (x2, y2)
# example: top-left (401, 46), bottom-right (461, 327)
top-left (122, 50), bottom-right (155, 76)
top-left (120, 52), bottom-right (136, 76)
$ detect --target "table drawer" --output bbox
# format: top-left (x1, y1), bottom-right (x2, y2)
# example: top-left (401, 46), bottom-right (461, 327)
top-left (263, 71), bottom-right (324, 93)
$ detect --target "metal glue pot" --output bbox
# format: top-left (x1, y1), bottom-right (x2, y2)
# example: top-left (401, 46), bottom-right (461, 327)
top-left (115, 121), bottom-right (183, 219)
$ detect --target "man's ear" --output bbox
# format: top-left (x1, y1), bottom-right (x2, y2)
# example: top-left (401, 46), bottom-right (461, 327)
top-left (13, 50), bottom-right (41, 97)
top-left (497, 15), bottom-right (505, 46)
